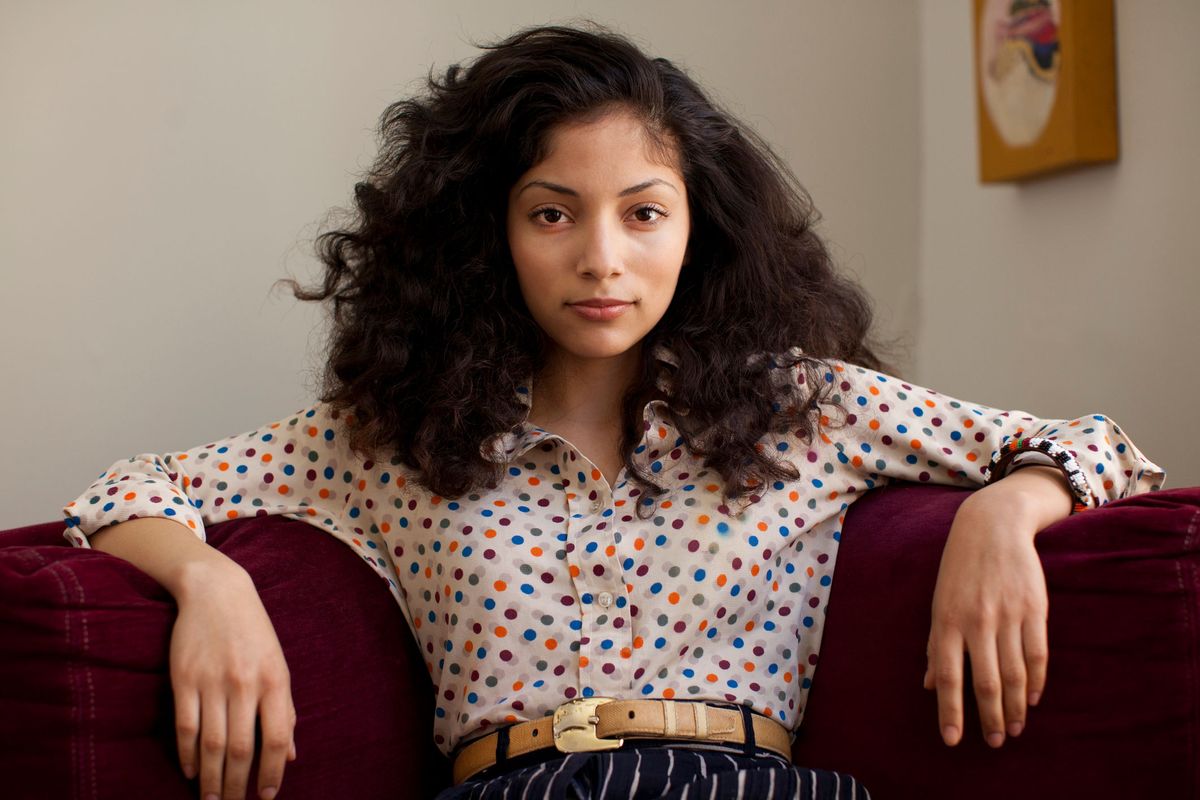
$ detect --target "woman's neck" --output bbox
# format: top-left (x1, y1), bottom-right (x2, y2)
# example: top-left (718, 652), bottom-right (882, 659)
top-left (527, 348), bottom-right (642, 431)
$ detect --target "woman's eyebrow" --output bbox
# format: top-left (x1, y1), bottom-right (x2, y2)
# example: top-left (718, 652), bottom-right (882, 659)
top-left (516, 178), bottom-right (679, 197)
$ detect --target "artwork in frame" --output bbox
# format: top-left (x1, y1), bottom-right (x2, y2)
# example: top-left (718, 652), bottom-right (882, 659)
top-left (973, 0), bottom-right (1119, 182)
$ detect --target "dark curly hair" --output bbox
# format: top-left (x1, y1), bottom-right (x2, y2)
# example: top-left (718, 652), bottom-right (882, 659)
top-left (283, 22), bottom-right (887, 513)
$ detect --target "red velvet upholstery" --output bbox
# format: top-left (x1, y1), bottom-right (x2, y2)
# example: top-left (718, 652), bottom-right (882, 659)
top-left (2, 483), bottom-right (1197, 799)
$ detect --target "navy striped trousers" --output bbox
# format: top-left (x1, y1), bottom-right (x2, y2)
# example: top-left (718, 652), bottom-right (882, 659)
top-left (436, 744), bottom-right (870, 800)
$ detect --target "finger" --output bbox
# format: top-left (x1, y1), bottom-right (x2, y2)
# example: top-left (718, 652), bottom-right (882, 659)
top-left (255, 688), bottom-right (295, 800)
top-left (923, 639), bottom-right (934, 691)
top-left (223, 690), bottom-right (258, 800)
top-left (174, 686), bottom-right (200, 780)
top-left (1023, 616), bottom-right (1049, 707)
top-left (998, 622), bottom-right (1028, 737)
top-left (967, 633), bottom-right (1006, 748)
top-left (930, 628), bottom-right (964, 746)
top-left (198, 695), bottom-right (228, 800)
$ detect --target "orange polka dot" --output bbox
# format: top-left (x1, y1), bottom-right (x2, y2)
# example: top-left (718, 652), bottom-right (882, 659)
top-left (716, 574), bottom-right (727, 587)
top-left (634, 538), bottom-right (645, 551)
top-left (698, 515), bottom-right (710, 524)
top-left (783, 671), bottom-right (793, 684)
top-left (788, 490), bottom-right (799, 502)
top-left (963, 419), bottom-right (974, 428)
top-left (620, 647), bottom-right (632, 659)
top-left (591, 468), bottom-right (601, 481)
top-left (381, 522), bottom-right (391, 533)
top-left (226, 510), bottom-right (239, 520)
top-left (744, 621), bottom-right (755, 632)
top-left (663, 688), bottom-right (676, 699)
top-left (261, 453), bottom-right (273, 463)
top-left (966, 452), bottom-right (978, 462)
top-left (605, 545), bottom-right (616, 557)
top-left (319, 488), bottom-right (331, 498)
top-left (304, 508), bottom-right (317, 516)
top-left (706, 674), bottom-right (718, 683)
top-left (277, 485), bottom-right (290, 495)
top-left (485, 529), bottom-right (497, 539)
top-left (633, 636), bottom-right (644, 649)
top-left (661, 500), bottom-right (672, 509)
top-left (217, 462), bottom-right (229, 472)
top-left (579, 656), bottom-right (589, 668)
top-left (744, 662), bottom-right (755, 672)
top-left (869, 386), bottom-right (880, 395)
top-left (869, 419), bottom-right (880, 431)
top-left (123, 492), bottom-right (137, 501)
top-left (750, 564), bottom-right (760, 577)
top-left (851, 455), bottom-right (863, 467)
top-left (569, 565), bottom-right (580, 578)
top-left (668, 592), bottom-right (680, 605)
top-left (545, 639), bottom-right (557, 650)
top-left (699, 620), bottom-right (708, 631)
top-left (495, 626), bottom-right (507, 637)
top-left (493, 580), bottom-right (507, 592)
top-left (910, 439), bottom-right (922, 450)
top-left (449, 541), bottom-right (459, 552)
top-left (512, 680), bottom-right (522, 691)
top-left (528, 477), bottom-right (540, 486)
top-left (924, 399), bottom-right (936, 408)
top-left (530, 546), bottom-right (543, 557)
top-left (827, 491), bottom-right (839, 501)
top-left (306, 426), bottom-right (318, 437)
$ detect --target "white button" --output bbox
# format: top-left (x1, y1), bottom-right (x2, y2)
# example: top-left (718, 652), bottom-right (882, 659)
top-left (591, 500), bottom-right (603, 513)
top-left (597, 592), bottom-right (613, 608)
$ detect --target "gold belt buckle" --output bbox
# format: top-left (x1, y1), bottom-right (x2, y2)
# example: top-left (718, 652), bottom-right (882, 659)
top-left (552, 697), bottom-right (624, 752)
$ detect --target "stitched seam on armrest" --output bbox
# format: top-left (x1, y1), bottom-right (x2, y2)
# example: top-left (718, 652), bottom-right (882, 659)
top-left (1177, 507), bottom-right (1200, 800)
top-left (38, 552), bottom-right (98, 800)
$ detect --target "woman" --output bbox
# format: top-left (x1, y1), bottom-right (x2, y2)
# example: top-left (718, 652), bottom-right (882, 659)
top-left (62, 24), bottom-right (1164, 800)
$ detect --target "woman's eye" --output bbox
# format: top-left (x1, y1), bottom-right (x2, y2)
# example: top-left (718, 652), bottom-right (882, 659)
top-left (532, 208), bottom-right (566, 224)
top-left (632, 205), bottom-right (667, 223)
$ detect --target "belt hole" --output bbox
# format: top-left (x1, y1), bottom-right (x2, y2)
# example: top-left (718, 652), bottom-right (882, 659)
top-left (531, 729), bottom-right (539, 737)
top-left (628, 711), bottom-right (636, 719)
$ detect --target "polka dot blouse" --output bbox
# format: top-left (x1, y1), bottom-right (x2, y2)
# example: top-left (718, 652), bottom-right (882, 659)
top-left (62, 348), bottom-right (1165, 755)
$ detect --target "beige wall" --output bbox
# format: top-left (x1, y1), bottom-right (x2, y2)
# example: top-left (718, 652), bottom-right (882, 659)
top-left (0, 1), bottom-right (919, 528)
top-left (915, 0), bottom-right (1199, 489)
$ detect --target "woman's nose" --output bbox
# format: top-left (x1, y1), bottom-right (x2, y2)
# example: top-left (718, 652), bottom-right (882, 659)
top-left (576, 219), bottom-right (624, 280)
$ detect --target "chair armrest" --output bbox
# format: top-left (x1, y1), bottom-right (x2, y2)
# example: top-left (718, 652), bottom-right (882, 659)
top-left (0, 516), bottom-right (449, 799)
top-left (793, 482), bottom-right (1200, 798)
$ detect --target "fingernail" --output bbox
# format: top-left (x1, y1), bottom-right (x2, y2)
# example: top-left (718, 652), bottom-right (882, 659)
top-left (205, 794), bottom-right (220, 800)
top-left (261, 787), bottom-right (278, 800)
top-left (1028, 690), bottom-right (1041, 706)
top-left (1007, 720), bottom-right (1024, 737)
top-left (942, 725), bottom-right (959, 744)
top-left (986, 732), bottom-right (1005, 748)
top-left (182, 763), bottom-right (195, 780)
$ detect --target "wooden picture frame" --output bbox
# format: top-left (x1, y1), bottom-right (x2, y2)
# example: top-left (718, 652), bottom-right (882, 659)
top-left (973, 0), bottom-right (1119, 182)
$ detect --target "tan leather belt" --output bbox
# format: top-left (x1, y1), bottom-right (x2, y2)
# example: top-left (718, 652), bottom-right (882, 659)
top-left (452, 698), bottom-right (793, 784)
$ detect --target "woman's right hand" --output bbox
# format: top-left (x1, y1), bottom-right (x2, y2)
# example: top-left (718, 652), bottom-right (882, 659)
top-left (170, 565), bottom-right (297, 800)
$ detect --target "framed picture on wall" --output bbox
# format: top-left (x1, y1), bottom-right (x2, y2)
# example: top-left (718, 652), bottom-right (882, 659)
top-left (973, 0), bottom-right (1119, 182)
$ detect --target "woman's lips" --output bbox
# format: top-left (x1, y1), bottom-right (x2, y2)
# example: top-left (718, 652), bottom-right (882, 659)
top-left (567, 301), bottom-right (633, 321)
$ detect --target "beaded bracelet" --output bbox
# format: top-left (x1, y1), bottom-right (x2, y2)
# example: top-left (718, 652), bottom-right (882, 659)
top-left (983, 436), bottom-right (1097, 514)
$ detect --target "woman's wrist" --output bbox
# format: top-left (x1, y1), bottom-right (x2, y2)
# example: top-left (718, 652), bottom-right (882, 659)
top-left (965, 464), bottom-right (1074, 537)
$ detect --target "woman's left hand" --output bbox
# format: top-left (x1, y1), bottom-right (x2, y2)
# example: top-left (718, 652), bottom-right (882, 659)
top-left (923, 465), bottom-right (1074, 749)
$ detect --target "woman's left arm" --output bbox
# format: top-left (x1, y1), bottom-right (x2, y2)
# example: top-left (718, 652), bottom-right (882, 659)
top-left (922, 465), bottom-right (1071, 750)
top-left (806, 359), bottom-right (1167, 748)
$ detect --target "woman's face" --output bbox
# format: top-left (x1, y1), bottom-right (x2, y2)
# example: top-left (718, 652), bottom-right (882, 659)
top-left (506, 110), bottom-right (690, 369)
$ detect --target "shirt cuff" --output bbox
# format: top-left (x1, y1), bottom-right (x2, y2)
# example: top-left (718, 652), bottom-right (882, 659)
top-left (983, 436), bottom-right (1098, 513)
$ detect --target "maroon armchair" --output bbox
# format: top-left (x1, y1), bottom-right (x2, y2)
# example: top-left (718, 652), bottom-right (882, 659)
top-left (2, 482), bottom-right (1198, 799)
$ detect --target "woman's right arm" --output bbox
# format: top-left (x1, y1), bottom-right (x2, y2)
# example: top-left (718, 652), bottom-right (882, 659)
top-left (65, 403), bottom-right (363, 800)
top-left (90, 517), bottom-right (296, 800)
